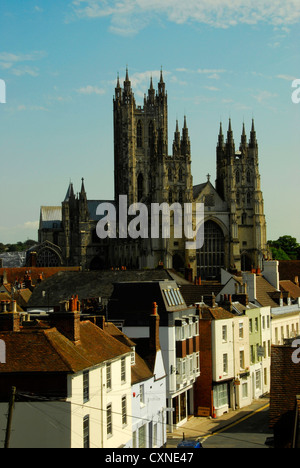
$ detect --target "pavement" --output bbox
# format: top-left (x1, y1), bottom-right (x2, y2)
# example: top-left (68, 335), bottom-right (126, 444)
top-left (166, 397), bottom-right (270, 447)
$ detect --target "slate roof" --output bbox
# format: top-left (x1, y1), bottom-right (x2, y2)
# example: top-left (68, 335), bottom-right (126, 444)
top-left (40, 206), bottom-right (62, 229)
top-left (27, 269), bottom-right (175, 308)
top-left (193, 183), bottom-right (207, 199)
top-left (39, 200), bottom-right (115, 228)
top-left (180, 284), bottom-right (224, 306)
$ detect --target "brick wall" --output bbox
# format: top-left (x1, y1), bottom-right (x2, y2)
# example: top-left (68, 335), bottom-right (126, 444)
top-left (194, 319), bottom-right (213, 415)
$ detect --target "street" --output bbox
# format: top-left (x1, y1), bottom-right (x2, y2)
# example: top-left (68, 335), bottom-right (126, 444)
top-left (167, 400), bottom-right (273, 449)
top-left (202, 404), bottom-right (272, 448)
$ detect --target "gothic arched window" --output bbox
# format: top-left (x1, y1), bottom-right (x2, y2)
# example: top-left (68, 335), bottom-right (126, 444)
top-left (247, 170), bottom-right (251, 183)
top-left (178, 190), bottom-right (183, 204)
top-left (36, 248), bottom-right (61, 267)
top-left (197, 220), bottom-right (225, 280)
top-left (179, 168), bottom-right (183, 181)
top-left (148, 121), bottom-right (154, 147)
top-left (137, 120), bottom-right (143, 148)
top-left (235, 170), bottom-right (240, 184)
top-left (168, 168), bottom-right (173, 182)
top-left (247, 192), bottom-right (251, 205)
top-left (137, 173), bottom-right (144, 201)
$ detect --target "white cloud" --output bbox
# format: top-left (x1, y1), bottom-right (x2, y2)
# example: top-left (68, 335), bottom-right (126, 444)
top-left (204, 86), bottom-right (220, 91)
top-left (11, 66), bottom-right (39, 77)
top-left (0, 51), bottom-right (46, 77)
top-left (253, 90), bottom-right (278, 103)
top-left (17, 105), bottom-right (49, 112)
top-left (197, 68), bottom-right (226, 74)
top-left (0, 51), bottom-right (46, 63)
top-left (24, 221), bottom-right (39, 230)
top-left (277, 74), bottom-right (297, 81)
top-left (71, 0), bottom-right (300, 35)
top-left (76, 85), bottom-right (106, 95)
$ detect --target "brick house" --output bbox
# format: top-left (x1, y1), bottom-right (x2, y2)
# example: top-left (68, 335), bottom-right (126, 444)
top-left (270, 343), bottom-right (300, 448)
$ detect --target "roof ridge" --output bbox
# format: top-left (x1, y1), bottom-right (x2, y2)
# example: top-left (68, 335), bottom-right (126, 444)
top-left (42, 328), bottom-right (76, 373)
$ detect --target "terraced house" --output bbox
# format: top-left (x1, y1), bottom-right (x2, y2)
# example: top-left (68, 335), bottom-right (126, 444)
top-left (0, 297), bottom-right (133, 448)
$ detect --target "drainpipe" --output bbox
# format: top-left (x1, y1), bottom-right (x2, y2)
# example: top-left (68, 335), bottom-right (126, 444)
top-left (232, 320), bottom-right (236, 411)
top-left (100, 366), bottom-right (104, 448)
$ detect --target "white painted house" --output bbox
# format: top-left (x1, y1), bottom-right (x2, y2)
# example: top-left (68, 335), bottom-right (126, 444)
top-left (104, 307), bottom-right (167, 449)
top-left (0, 297), bottom-right (133, 448)
top-left (108, 280), bottom-right (201, 432)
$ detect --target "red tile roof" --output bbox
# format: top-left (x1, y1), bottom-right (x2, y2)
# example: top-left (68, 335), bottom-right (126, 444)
top-left (280, 280), bottom-right (300, 300)
top-left (0, 319), bottom-right (131, 374)
top-left (278, 261), bottom-right (300, 282)
top-left (0, 267), bottom-right (81, 285)
top-left (104, 322), bottom-right (154, 384)
top-left (201, 306), bottom-right (235, 320)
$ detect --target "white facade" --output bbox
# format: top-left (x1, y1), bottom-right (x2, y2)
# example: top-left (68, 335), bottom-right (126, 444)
top-left (271, 302), bottom-right (300, 345)
top-left (122, 312), bottom-right (200, 431)
top-left (260, 306), bottom-right (272, 397)
top-left (128, 350), bottom-right (167, 449)
top-left (211, 317), bottom-right (234, 417)
top-left (232, 315), bottom-right (252, 409)
top-left (247, 306), bottom-right (271, 401)
top-left (0, 355), bottom-right (132, 449)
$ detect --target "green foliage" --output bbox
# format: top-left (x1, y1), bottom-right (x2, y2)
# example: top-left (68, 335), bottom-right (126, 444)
top-left (268, 235), bottom-right (300, 260)
top-left (0, 239), bottom-right (37, 253)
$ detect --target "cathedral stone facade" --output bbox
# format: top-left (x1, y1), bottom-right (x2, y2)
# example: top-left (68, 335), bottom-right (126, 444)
top-left (37, 69), bottom-right (268, 280)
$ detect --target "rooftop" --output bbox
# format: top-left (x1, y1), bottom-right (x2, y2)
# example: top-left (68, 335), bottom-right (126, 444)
top-left (0, 317), bottom-right (131, 375)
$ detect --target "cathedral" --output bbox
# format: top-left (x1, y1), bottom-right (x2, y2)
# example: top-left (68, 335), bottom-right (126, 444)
top-left (35, 69), bottom-right (268, 280)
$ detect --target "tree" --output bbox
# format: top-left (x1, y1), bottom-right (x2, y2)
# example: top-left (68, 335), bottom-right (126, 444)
top-left (268, 235), bottom-right (300, 260)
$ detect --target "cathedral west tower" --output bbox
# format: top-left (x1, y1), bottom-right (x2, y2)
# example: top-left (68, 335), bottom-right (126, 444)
top-left (215, 119), bottom-right (268, 273)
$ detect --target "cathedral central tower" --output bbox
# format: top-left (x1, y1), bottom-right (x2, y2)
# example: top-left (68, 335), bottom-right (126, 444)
top-left (113, 68), bottom-right (192, 208)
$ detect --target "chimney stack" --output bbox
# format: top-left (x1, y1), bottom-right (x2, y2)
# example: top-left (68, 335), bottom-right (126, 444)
top-left (51, 296), bottom-right (81, 344)
top-left (0, 300), bottom-right (20, 332)
top-left (97, 315), bottom-right (106, 330)
top-left (149, 302), bottom-right (160, 353)
top-left (29, 252), bottom-right (37, 267)
top-left (2, 270), bottom-right (8, 285)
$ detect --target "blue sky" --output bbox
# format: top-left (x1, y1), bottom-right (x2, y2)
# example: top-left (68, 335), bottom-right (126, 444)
top-left (0, 0), bottom-right (299, 244)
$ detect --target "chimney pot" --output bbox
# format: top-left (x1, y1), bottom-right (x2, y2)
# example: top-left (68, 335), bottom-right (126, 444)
top-left (152, 302), bottom-right (158, 316)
